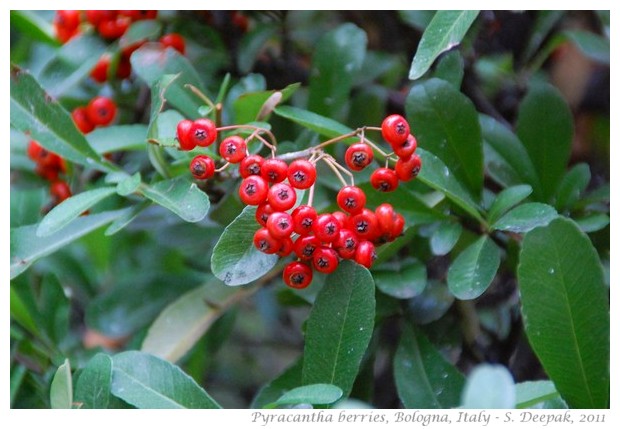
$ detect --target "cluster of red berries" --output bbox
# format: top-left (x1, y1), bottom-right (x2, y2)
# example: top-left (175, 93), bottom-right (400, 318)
top-left (71, 96), bottom-right (117, 134)
top-left (27, 140), bottom-right (72, 206)
top-left (174, 113), bottom-right (419, 290)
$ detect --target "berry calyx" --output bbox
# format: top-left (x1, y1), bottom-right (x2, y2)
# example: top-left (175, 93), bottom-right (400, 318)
top-left (283, 261), bottom-right (313, 289)
top-left (312, 213), bottom-right (341, 243)
top-left (294, 235), bottom-right (321, 260)
top-left (381, 114), bottom-right (410, 145)
top-left (176, 119), bottom-right (195, 151)
top-left (395, 153), bottom-right (422, 182)
top-left (349, 208), bottom-right (379, 240)
top-left (370, 168), bottom-right (398, 192)
top-left (267, 183), bottom-right (297, 211)
top-left (334, 228), bottom-right (359, 259)
top-left (336, 186), bottom-right (366, 214)
top-left (291, 205), bottom-right (317, 236)
top-left (312, 247), bottom-right (340, 274)
top-left (345, 143), bottom-right (374, 171)
top-left (189, 119), bottom-right (217, 148)
top-left (240, 154), bottom-right (264, 178)
top-left (287, 159), bottom-right (317, 190)
top-left (219, 135), bottom-right (247, 163)
top-left (253, 228), bottom-right (279, 254)
top-left (190, 155), bottom-right (215, 180)
top-left (266, 211), bottom-right (294, 239)
top-left (261, 158), bottom-right (288, 183)
top-left (86, 96), bottom-right (117, 126)
top-left (239, 176), bottom-right (269, 206)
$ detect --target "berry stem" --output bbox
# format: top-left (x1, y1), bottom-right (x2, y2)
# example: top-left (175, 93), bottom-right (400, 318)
top-left (217, 124), bottom-right (278, 149)
top-left (321, 155), bottom-right (350, 187)
top-left (307, 183), bottom-right (315, 207)
top-left (184, 84), bottom-right (216, 111)
top-left (215, 162), bottom-right (230, 173)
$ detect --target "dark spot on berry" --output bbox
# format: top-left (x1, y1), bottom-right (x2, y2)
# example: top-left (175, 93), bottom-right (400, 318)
top-left (326, 223), bottom-right (336, 235)
top-left (291, 273), bottom-right (305, 285)
top-left (249, 164), bottom-right (260, 174)
top-left (277, 219), bottom-right (290, 230)
top-left (356, 220), bottom-right (368, 233)
top-left (345, 197), bottom-right (356, 208)
top-left (293, 171), bottom-right (306, 182)
top-left (396, 122), bottom-right (406, 135)
top-left (226, 143), bottom-right (236, 154)
top-left (302, 218), bottom-right (313, 228)
top-left (195, 129), bottom-right (206, 140)
top-left (412, 166), bottom-right (421, 175)
top-left (258, 239), bottom-right (270, 251)
top-left (317, 257), bottom-right (328, 268)
top-left (352, 152), bottom-right (367, 166)
top-left (245, 183), bottom-right (256, 195)
top-left (302, 245), bottom-right (316, 257)
top-left (192, 162), bottom-right (206, 176)
top-left (345, 238), bottom-right (356, 249)
top-left (277, 189), bottom-right (289, 200)
top-left (379, 182), bottom-right (390, 191)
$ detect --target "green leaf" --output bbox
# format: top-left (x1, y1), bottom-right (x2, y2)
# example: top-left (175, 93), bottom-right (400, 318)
top-left (433, 50), bottom-right (464, 88)
top-left (518, 218), bottom-right (609, 408)
top-left (516, 83), bottom-right (573, 202)
top-left (266, 384), bottom-right (343, 408)
top-left (141, 178), bottom-right (210, 223)
top-left (141, 279), bottom-right (242, 363)
top-left (430, 221), bottom-right (463, 256)
top-left (375, 259), bottom-right (427, 299)
top-left (555, 163), bottom-right (590, 211)
top-left (211, 206), bottom-right (279, 286)
top-left (237, 24), bottom-right (279, 74)
top-left (37, 187), bottom-right (118, 237)
top-left (10, 65), bottom-right (108, 170)
top-left (409, 11), bottom-right (479, 80)
top-left (447, 236), bottom-right (500, 300)
top-left (10, 285), bottom-right (40, 337)
top-left (252, 358), bottom-right (303, 409)
top-left (302, 260), bottom-right (375, 396)
top-left (10, 10), bottom-right (59, 45)
top-left (407, 280), bottom-right (454, 324)
top-left (233, 83), bottom-right (300, 125)
top-left (521, 11), bottom-right (565, 63)
top-left (11, 209), bottom-right (128, 279)
top-left (274, 105), bottom-right (353, 140)
top-left (399, 10), bottom-right (435, 31)
top-left (308, 23), bottom-right (367, 118)
top-left (119, 20), bottom-right (162, 48)
top-left (87, 124), bottom-right (148, 154)
top-left (575, 213), bottom-right (610, 233)
top-left (394, 324), bottom-right (465, 408)
top-left (564, 29), bottom-right (609, 64)
top-left (515, 381), bottom-right (565, 409)
top-left (111, 351), bottom-right (221, 409)
top-left (491, 203), bottom-right (558, 233)
top-left (116, 173), bottom-right (142, 196)
top-left (131, 44), bottom-right (205, 119)
top-left (416, 148), bottom-right (483, 222)
top-left (481, 114), bottom-right (540, 191)
top-left (50, 359), bottom-right (73, 409)
top-left (461, 364), bottom-right (515, 408)
top-left (487, 185), bottom-right (533, 225)
top-left (74, 353), bottom-right (112, 409)
top-left (105, 202), bottom-right (149, 236)
top-left (407, 78), bottom-right (483, 197)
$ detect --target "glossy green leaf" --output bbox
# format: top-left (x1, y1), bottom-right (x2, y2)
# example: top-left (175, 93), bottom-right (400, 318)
top-left (211, 206), bottom-right (278, 286)
top-left (375, 259), bottom-right (427, 299)
top-left (302, 260), bottom-right (375, 396)
top-left (575, 213), bottom-right (610, 233)
top-left (555, 163), bottom-right (590, 211)
top-left (516, 83), bottom-right (573, 202)
top-left (461, 364), bottom-right (515, 408)
top-left (119, 20), bottom-right (162, 48)
top-left (564, 29), bottom-right (609, 64)
top-left (274, 105), bottom-right (353, 140)
top-left (409, 11), bottom-right (479, 80)
top-left (433, 50), bottom-right (464, 88)
top-left (116, 173), bottom-right (141, 197)
top-left (74, 353), bottom-right (112, 409)
top-left (10, 10), bottom-right (58, 45)
top-left (394, 324), bottom-right (465, 408)
top-left (430, 222), bottom-right (462, 256)
top-left (111, 351), bottom-right (221, 409)
top-left (416, 148), bottom-right (483, 222)
top-left (522, 11), bottom-right (565, 63)
top-left (105, 202), bottom-right (149, 236)
top-left (252, 358), bottom-right (303, 409)
top-left (50, 359), bottom-right (72, 409)
top-left (407, 78), bottom-right (483, 197)
top-left (491, 203), bottom-right (558, 233)
top-left (10, 209), bottom-right (128, 279)
top-left (447, 236), bottom-right (500, 300)
top-left (233, 83), bottom-right (300, 125)
top-left (10, 285), bottom-right (40, 337)
top-left (131, 44), bottom-right (205, 119)
top-left (308, 23), bottom-right (367, 118)
top-left (87, 124), bottom-right (148, 154)
top-left (266, 384), bottom-right (343, 408)
top-left (407, 280), bottom-right (454, 324)
top-left (10, 65), bottom-right (108, 169)
top-left (518, 218), bottom-right (609, 408)
top-left (237, 24), bottom-right (279, 74)
top-left (399, 10), bottom-right (435, 31)
top-left (515, 380), bottom-right (565, 409)
top-left (141, 178), bottom-right (210, 223)
top-left (487, 185), bottom-right (533, 225)
top-left (481, 114), bottom-right (540, 191)
top-left (37, 187), bottom-right (117, 237)
top-left (141, 279), bottom-right (241, 363)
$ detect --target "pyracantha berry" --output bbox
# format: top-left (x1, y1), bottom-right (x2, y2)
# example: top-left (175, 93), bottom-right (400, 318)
top-left (395, 153), bottom-right (422, 182)
top-left (240, 154), bottom-right (264, 178)
top-left (344, 143), bottom-right (374, 171)
top-left (189, 118), bottom-right (217, 148)
top-left (159, 33), bottom-right (186, 55)
top-left (287, 159), bottom-right (317, 190)
top-left (86, 96), bottom-right (117, 127)
top-left (176, 119), bottom-right (195, 151)
top-left (266, 211), bottom-right (295, 239)
top-left (190, 155), bottom-right (215, 180)
top-left (219, 135), bottom-right (247, 163)
top-left (294, 235), bottom-right (321, 260)
top-left (291, 205), bottom-right (317, 236)
top-left (72, 107), bottom-right (95, 134)
top-left (239, 176), bottom-right (269, 206)
top-left (381, 114), bottom-right (410, 146)
top-left (348, 208), bottom-right (379, 240)
top-left (334, 228), bottom-right (359, 259)
top-left (336, 186), bottom-right (366, 214)
top-left (392, 134), bottom-right (417, 160)
top-left (370, 168), bottom-right (398, 192)
top-left (261, 158), bottom-right (288, 183)
top-left (312, 247), bottom-right (340, 274)
top-left (255, 202), bottom-right (275, 227)
top-left (355, 240), bottom-right (377, 268)
top-left (253, 228), bottom-right (279, 254)
top-left (312, 213), bottom-right (341, 243)
top-left (283, 261), bottom-right (313, 289)
top-left (267, 182), bottom-right (297, 211)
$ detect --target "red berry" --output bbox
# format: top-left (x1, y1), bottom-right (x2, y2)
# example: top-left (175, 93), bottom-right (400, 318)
top-left (54, 10), bottom-right (81, 42)
top-left (239, 176), bottom-right (269, 206)
top-left (345, 143), bottom-right (374, 171)
top-left (160, 33), bottom-right (186, 55)
top-left (240, 154), bottom-right (264, 178)
top-left (266, 211), bottom-right (294, 239)
top-left (255, 202), bottom-right (275, 227)
top-left (332, 211), bottom-right (349, 227)
top-left (27, 140), bottom-right (43, 162)
top-left (381, 114), bottom-right (410, 145)
top-left (313, 247), bottom-right (340, 274)
top-left (219, 136), bottom-right (247, 163)
top-left (120, 10), bottom-right (158, 21)
top-left (355, 241), bottom-right (377, 269)
top-left (72, 107), bottom-right (95, 134)
top-left (189, 119), bottom-right (217, 148)
top-left (291, 205), bottom-right (317, 236)
top-left (293, 235), bottom-right (321, 260)
top-left (287, 159), bottom-right (316, 190)
top-left (261, 158), bottom-right (288, 183)
top-left (50, 181), bottom-right (72, 203)
top-left (90, 55), bottom-right (110, 83)
top-left (391, 213), bottom-right (405, 240)
top-left (334, 228), bottom-right (359, 259)
top-left (176, 119), bottom-right (195, 151)
top-left (267, 183), bottom-right (297, 211)
top-left (86, 10), bottom-right (116, 26)
top-left (370, 167), bottom-right (398, 192)
top-left (253, 228), bottom-right (279, 254)
top-left (283, 261), bottom-right (313, 289)
top-left (116, 55), bottom-right (132, 79)
top-left (312, 213), bottom-right (341, 243)
top-left (395, 154), bottom-right (422, 182)
top-left (97, 17), bottom-right (130, 39)
top-left (86, 96), bottom-right (116, 127)
top-left (190, 155), bottom-right (215, 180)
top-left (36, 164), bottom-right (60, 182)
top-left (392, 134), bottom-right (417, 160)
top-left (349, 208), bottom-right (379, 240)
top-left (336, 186), bottom-right (366, 214)
top-left (276, 236), bottom-right (294, 257)
top-left (375, 203), bottom-right (396, 236)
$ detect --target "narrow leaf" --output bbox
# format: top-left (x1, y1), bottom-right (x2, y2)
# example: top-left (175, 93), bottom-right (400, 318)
top-left (87, 124), bottom-right (148, 154)
top-left (267, 384), bottom-right (343, 408)
top-left (518, 218), bottom-right (609, 408)
top-left (37, 187), bottom-right (117, 237)
top-left (575, 213), bottom-right (610, 233)
top-left (409, 11), bottom-right (479, 80)
top-left (10, 10), bottom-right (59, 45)
top-left (74, 353), bottom-right (112, 409)
top-left (111, 351), bottom-right (221, 409)
top-left (515, 380), bottom-right (565, 409)
top-left (211, 206), bottom-right (278, 286)
top-left (119, 20), bottom-right (162, 48)
top-left (140, 178), bottom-right (210, 223)
top-left (50, 359), bottom-right (72, 409)
top-left (302, 260), bottom-right (375, 396)
top-left (274, 105), bottom-right (353, 140)
top-left (461, 364), bottom-right (515, 408)
top-left (252, 359), bottom-right (303, 409)
top-left (447, 236), bottom-right (500, 300)
top-left (394, 324), bottom-right (465, 408)
top-left (491, 202), bottom-right (557, 233)
top-left (487, 185), bottom-right (533, 225)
